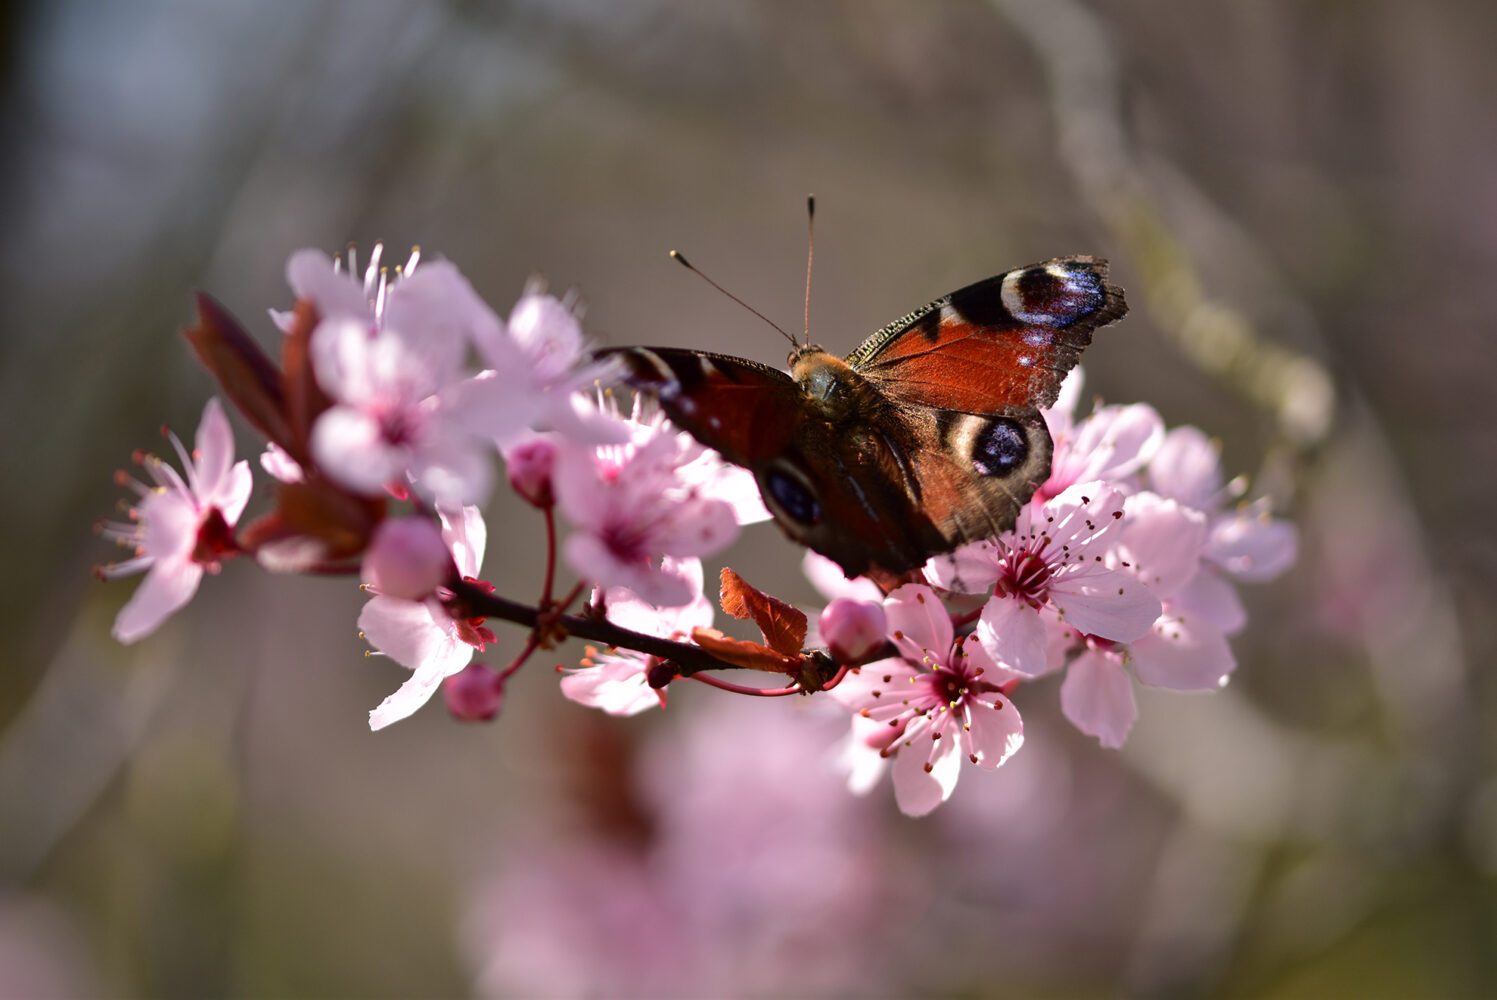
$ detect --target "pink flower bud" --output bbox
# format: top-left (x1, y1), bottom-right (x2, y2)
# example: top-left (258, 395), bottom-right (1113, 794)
top-left (504, 435), bottom-right (556, 508)
top-left (443, 662), bottom-right (505, 721)
top-left (361, 516), bottom-right (452, 599)
top-left (820, 598), bottom-right (887, 664)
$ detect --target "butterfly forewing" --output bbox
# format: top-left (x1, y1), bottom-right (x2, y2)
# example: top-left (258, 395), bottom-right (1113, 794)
top-left (846, 256), bottom-right (1125, 414)
top-left (601, 347), bottom-right (807, 469)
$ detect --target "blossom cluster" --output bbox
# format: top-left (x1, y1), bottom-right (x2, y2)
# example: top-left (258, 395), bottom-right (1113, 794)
top-left (811, 372), bottom-right (1296, 813)
top-left (97, 246), bottom-right (1294, 817)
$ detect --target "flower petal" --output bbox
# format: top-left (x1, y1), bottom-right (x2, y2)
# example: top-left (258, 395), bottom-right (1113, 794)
top-left (1130, 612), bottom-right (1236, 691)
top-left (923, 538), bottom-right (1003, 594)
top-left (559, 659), bottom-right (661, 716)
top-left (975, 597), bottom-right (1050, 677)
top-left (111, 560), bottom-right (205, 644)
top-left (369, 659), bottom-right (450, 730)
top-left (1049, 568), bottom-right (1162, 642)
top-left (963, 694), bottom-right (1024, 769)
top-left (1059, 649), bottom-right (1137, 748)
top-left (884, 584), bottom-right (952, 664)
top-left (286, 248), bottom-right (371, 321)
top-left (890, 727), bottom-right (960, 816)
top-left (192, 398), bottom-right (237, 500)
top-left (439, 505), bottom-right (488, 579)
top-left (1171, 569), bottom-right (1247, 635)
top-left (311, 406), bottom-right (402, 496)
top-left (1117, 492), bottom-right (1208, 598)
top-left (1147, 426), bottom-right (1223, 509)
top-left (802, 551), bottom-right (883, 603)
top-left (358, 596), bottom-right (473, 675)
top-left (1208, 508), bottom-right (1298, 582)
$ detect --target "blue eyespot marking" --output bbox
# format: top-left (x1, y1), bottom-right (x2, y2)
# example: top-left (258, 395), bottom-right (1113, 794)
top-left (972, 419), bottom-right (1028, 477)
top-left (765, 468), bottom-right (821, 525)
top-left (1001, 263), bottom-right (1105, 327)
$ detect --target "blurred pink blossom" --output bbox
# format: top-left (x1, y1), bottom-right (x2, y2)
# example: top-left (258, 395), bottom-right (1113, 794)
top-left (360, 515), bottom-right (453, 600)
top-left (552, 405), bottom-right (745, 607)
top-left (559, 556), bottom-right (712, 716)
top-left (99, 397), bottom-right (252, 643)
top-left (362, 505), bottom-right (491, 730)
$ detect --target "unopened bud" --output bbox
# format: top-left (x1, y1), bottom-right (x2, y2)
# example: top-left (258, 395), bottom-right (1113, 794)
top-left (503, 435), bottom-right (556, 508)
top-left (646, 660), bottom-right (678, 689)
top-left (443, 662), bottom-right (505, 722)
top-left (361, 516), bottom-right (451, 599)
top-left (820, 598), bottom-right (887, 663)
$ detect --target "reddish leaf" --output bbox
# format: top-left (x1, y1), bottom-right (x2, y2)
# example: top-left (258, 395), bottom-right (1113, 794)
top-left (240, 480), bottom-right (386, 565)
top-left (280, 297), bottom-right (333, 468)
top-left (182, 294), bottom-right (295, 457)
top-left (690, 627), bottom-right (798, 674)
top-left (718, 568), bottom-right (808, 657)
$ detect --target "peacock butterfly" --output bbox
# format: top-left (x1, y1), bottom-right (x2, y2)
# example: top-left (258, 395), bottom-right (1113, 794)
top-left (603, 255), bottom-right (1127, 579)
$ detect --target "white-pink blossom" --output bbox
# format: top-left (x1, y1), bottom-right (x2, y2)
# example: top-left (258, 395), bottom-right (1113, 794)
top-left (1036, 370), bottom-right (1165, 503)
top-left (926, 483), bottom-right (1162, 678)
top-left (1054, 491), bottom-right (1232, 747)
top-left (552, 406), bottom-right (741, 607)
top-left (362, 505), bottom-right (492, 730)
top-left (286, 248), bottom-right (502, 506)
top-left (450, 286), bottom-right (621, 447)
top-left (1146, 426), bottom-right (1298, 633)
top-left (830, 584), bottom-right (1024, 816)
top-left (99, 398), bottom-right (252, 644)
top-left (559, 556), bottom-right (713, 716)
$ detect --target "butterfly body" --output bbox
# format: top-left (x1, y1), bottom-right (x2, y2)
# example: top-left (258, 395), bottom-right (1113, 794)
top-left (605, 256), bottom-right (1127, 578)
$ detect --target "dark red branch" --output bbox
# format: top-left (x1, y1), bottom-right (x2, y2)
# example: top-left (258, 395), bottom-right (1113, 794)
top-left (448, 578), bottom-right (898, 681)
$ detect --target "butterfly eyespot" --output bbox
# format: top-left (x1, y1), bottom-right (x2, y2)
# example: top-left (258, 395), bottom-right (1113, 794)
top-left (1001, 263), bottom-right (1105, 327)
top-left (971, 419), bottom-right (1028, 477)
top-left (763, 466), bottom-right (821, 526)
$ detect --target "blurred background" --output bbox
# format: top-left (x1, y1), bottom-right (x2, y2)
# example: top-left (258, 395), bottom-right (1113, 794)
top-left (2, 0), bottom-right (1494, 996)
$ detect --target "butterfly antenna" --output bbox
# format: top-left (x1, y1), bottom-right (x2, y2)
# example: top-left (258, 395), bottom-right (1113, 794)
top-left (669, 249), bottom-right (798, 349)
top-left (804, 194), bottom-right (815, 348)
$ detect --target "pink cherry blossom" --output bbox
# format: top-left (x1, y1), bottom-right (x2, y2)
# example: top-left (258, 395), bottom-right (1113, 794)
top-left (450, 286), bottom-right (622, 447)
top-left (830, 584), bottom-right (1024, 816)
top-left (286, 247), bottom-right (505, 506)
top-left (1036, 373), bottom-right (1164, 503)
top-left (1146, 426), bottom-right (1298, 633)
top-left (362, 505), bottom-right (492, 730)
top-left (559, 556), bottom-right (713, 716)
top-left (99, 398), bottom-right (252, 644)
top-left (552, 405), bottom-right (741, 607)
top-left (927, 483), bottom-right (1162, 678)
top-left (1054, 491), bottom-right (1231, 747)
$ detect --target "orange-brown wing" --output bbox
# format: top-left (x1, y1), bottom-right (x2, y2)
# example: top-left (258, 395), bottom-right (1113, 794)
top-left (600, 347), bottom-right (808, 469)
top-left (602, 346), bottom-right (946, 576)
top-left (846, 256), bottom-right (1126, 414)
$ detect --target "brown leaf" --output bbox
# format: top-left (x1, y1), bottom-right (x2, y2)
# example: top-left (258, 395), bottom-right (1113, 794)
top-left (182, 294), bottom-right (295, 458)
top-left (279, 298), bottom-right (333, 468)
top-left (718, 568), bottom-right (808, 657)
top-left (690, 627), bottom-right (799, 674)
top-left (240, 480), bottom-right (386, 565)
